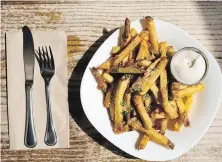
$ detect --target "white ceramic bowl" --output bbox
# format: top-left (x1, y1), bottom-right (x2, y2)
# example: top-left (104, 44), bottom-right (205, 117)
top-left (80, 19), bottom-right (222, 161)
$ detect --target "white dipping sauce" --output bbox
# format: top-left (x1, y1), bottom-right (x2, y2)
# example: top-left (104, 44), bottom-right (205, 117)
top-left (171, 50), bottom-right (206, 84)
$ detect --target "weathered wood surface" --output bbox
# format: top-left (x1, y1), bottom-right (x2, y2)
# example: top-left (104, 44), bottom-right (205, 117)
top-left (1, 1), bottom-right (222, 162)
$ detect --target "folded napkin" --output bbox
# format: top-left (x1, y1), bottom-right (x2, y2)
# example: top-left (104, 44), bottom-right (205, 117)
top-left (6, 30), bottom-right (69, 150)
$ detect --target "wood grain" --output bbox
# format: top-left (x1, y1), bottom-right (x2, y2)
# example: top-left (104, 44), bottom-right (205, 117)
top-left (1, 1), bottom-right (222, 162)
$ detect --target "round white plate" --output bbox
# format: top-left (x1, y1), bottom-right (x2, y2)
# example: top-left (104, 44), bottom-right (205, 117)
top-left (80, 19), bottom-right (222, 161)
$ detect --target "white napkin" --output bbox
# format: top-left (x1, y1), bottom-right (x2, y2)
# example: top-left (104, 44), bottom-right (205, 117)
top-left (6, 30), bottom-right (69, 150)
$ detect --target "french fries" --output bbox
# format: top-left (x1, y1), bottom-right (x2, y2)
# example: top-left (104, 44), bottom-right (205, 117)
top-left (150, 84), bottom-right (161, 104)
top-left (104, 84), bottom-right (114, 108)
top-left (145, 16), bottom-right (159, 56)
top-left (133, 95), bottom-right (153, 129)
top-left (102, 73), bottom-right (114, 83)
top-left (111, 46), bottom-right (121, 55)
top-left (129, 120), bottom-right (174, 149)
top-left (91, 16), bottom-right (204, 150)
top-left (136, 40), bottom-right (151, 61)
top-left (114, 75), bottom-right (132, 134)
top-left (172, 83), bottom-right (204, 99)
top-left (159, 42), bottom-right (167, 57)
top-left (137, 134), bottom-right (150, 150)
top-left (113, 31), bottom-right (149, 66)
top-left (132, 57), bottom-right (168, 95)
top-left (109, 66), bottom-right (145, 74)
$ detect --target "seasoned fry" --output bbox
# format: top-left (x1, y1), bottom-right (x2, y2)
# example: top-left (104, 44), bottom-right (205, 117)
top-left (136, 40), bottom-right (150, 60)
top-left (151, 111), bottom-right (167, 119)
top-left (150, 84), bottom-right (161, 104)
top-left (176, 98), bottom-right (185, 114)
top-left (122, 18), bottom-right (131, 47)
top-left (130, 28), bottom-right (138, 38)
top-left (114, 75), bottom-right (132, 134)
top-left (91, 68), bottom-right (107, 92)
top-left (144, 94), bottom-right (152, 108)
top-left (159, 42), bottom-right (167, 57)
top-left (110, 66), bottom-right (145, 74)
top-left (160, 119), bottom-right (168, 135)
top-left (172, 82), bottom-right (188, 91)
top-left (131, 58), bottom-right (164, 94)
top-left (104, 84), bottom-right (115, 108)
top-left (102, 73), bottom-right (114, 83)
top-left (109, 87), bottom-right (116, 121)
top-left (166, 46), bottom-right (175, 58)
top-left (129, 120), bottom-right (174, 149)
top-left (133, 95), bottom-right (153, 129)
top-left (137, 60), bottom-right (152, 67)
top-left (145, 16), bottom-right (159, 56)
top-left (111, 46), bottom-right (121, 55)
top-left (137, 134), bottom-right (150, 150)
top-left (172, 83), bottom-right (204, 99)
top-left (97, 57), bottom-right (113, 70)
top-left (184, 95), bottom-right (193, 112)
top-left (113, 31), bottom-right (149, 66)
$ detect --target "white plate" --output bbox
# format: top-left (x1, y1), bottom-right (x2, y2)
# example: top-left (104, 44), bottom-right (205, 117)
top-left (80, 19), bottom-right (222, 161)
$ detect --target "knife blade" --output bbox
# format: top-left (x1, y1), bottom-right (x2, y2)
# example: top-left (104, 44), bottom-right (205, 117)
top-left (22, 25), bottom-right (37, 148)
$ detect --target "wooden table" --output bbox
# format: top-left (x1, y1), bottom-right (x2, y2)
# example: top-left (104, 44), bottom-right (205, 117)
top-left (1, 1), bottom-right (222, 161)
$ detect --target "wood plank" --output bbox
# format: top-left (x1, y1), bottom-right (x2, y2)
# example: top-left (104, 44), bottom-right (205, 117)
top-left (1, 1), bottom-right (222, 162)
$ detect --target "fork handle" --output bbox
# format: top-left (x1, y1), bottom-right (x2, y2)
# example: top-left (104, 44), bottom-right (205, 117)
top-left (24, 82), bottom-right (37, 148)
top-left (44, 82), bottom-right (57, 146)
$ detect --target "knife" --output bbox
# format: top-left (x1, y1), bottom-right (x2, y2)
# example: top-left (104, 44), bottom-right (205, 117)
top-left (22, 26), bottom-right (37, 148)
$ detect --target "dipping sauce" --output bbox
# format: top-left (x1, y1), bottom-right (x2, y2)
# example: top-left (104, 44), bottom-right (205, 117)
top-left (170, 49), bottom-right (207, 85)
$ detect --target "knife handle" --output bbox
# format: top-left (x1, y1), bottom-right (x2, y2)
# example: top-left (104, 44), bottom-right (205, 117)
top-left (24, 82), bottom-right (37, 148)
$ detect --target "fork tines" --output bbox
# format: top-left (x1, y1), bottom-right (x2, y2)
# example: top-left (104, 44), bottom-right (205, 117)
top-left (35, 46), bottom-right (55, 70)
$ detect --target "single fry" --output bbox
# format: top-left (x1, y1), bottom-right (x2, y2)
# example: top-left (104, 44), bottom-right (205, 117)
top-left (166, 46), bottom-right (175, 58)
top-left (104, 84), bottom-right (114, 108)
top-left (160, 119), bottom-right (168, 135)
top-left (122, 18), bottom-right (131, 47)
top-left (144, 94), bottom-right (152, 108)
top-left (102, 73), bottom-right (114, 83)
top-left (114, 75), bottom-right (132, 134)
top-left (113, 31), bottom-right (149, 66)
top-left (129, 121), bottom-right (174, 149)
top-left (91, 68), bottom-right (107, 92)
top-left (172, 83), bottom-right (204, 99)
top-left (159, 42), bottom-right (167, 57)
top-left (151, 111), bottom-right (167, 119)
top-left (172, 82), bottom-right (188, 91)
top-left (150, 84), bottom-right (161, 104)
top-left (184, 95), bottom-right (193, 112)
top-left (109, 86), bottom-right (116, 121)
top-left (137, 59), bottom-right (152, 67)
top-left (97, 57), bottom-right (113, 70)
top-left (110, 66), bottom-right (145, 74)
top-left (176, 98), bottom-right (185, 114)
top-left (137, 134), bottom-right (150, 150)
top-left (136, 40), bottom-right (150, 60)
top-left (133, 95), bottom-right (153, 129)
top-left (144, 16), bottom-right (159, 55)
top-left (130, 28), bottom-right (138, 38)
top-left (111, 46), bottom-right (121, 55)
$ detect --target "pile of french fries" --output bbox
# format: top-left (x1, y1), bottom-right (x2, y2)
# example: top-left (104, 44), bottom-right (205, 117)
top-left (91, 16), bottom-right (204, 150)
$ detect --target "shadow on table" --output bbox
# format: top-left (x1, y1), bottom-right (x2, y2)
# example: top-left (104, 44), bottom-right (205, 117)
top-left (68, 28), bottom-right (137, 159)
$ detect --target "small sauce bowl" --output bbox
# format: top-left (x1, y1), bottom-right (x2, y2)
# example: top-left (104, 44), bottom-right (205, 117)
top-left (170, 47), bottom-right (209, 85)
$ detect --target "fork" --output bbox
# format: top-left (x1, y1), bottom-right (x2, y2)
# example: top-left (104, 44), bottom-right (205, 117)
top-left (35, 46), bottom-right (57, 146)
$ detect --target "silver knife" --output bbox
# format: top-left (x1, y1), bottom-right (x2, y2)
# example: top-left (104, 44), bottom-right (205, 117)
top-left (22, 26), bottom-right (37, 148)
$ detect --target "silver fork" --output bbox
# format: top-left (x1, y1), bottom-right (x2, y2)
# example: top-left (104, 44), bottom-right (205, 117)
top-left (35, 46), bottom-right (57, 146)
